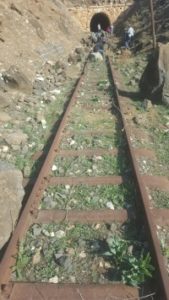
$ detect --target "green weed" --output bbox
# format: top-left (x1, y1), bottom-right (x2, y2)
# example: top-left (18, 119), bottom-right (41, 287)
top-left (151, 189), bottom-right (169, 209)
top-left (14, 223), bottom-right (111, 283)
top-left (14, 242), bottom-right (30, 280)
top-left (53, 154), bottom-right (129, 177)
top-left (97, 80), bottom-right (108, 91)
top-left (158, 227), bottom-right (169, 261)
top-left (41, 182), bottom-right (135, 210)
top-left (161, 237), bottom-right (169, 259)
top-left (151, 127), bottom-right (169, 165)
top-left (121, 252), bottom-right (154, 286)
top-left (90, 96), bottom-right (100, 102)
top-left (104, 235), bottom-right (154, 286)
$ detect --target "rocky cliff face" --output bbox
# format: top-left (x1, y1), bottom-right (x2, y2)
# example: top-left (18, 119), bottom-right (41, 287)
top-left (0, 0), bottom-right (82, 81)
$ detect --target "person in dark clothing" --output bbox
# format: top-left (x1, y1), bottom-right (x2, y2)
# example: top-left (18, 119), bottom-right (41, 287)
top-left (93, 40), bottom-right (104, 56)
top-left (124, 27), bottom-right (130, 48)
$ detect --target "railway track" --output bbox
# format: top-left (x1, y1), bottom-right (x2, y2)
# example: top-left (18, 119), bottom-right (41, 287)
top-left (0, 55), bottom-right (169, 300)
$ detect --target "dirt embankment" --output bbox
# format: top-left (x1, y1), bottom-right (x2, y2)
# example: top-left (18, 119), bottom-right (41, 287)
top-left (0, 0), bottom-right (83, 81)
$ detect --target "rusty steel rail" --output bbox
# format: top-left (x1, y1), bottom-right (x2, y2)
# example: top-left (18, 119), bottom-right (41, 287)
top-left (107, 56), bottom-right (169, 300)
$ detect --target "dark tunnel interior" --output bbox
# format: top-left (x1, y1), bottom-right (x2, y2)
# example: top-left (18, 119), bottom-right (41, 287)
top-left (90, 13), bottom-right (110, 32)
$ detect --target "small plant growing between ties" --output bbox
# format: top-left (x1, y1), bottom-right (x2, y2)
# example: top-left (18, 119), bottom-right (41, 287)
top-left (104, 235), bottom-right (154, 286)
top-left (159, 231), bottom-right (169, 259)
top-left (91, 96), bottom-right (99, 102)
top-left (14, 241), bottom-right (30, 280)
top-left (97, 80), bottom-right (108, 91)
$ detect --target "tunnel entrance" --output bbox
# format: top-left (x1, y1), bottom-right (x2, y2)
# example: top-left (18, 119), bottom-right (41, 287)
top-left (90, 12), bottom-right (110, 32)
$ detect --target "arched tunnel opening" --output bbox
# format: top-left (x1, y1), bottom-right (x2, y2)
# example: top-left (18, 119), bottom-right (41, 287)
top-left (90, 13), bottom-right (110, 32)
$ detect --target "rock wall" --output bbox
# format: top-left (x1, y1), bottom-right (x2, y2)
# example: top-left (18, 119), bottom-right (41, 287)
top-left (0, 0), bottom-right (83, 82)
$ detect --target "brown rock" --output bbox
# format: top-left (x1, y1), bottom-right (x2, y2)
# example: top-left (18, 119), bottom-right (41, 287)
top-left (0, 161), bottom-right (24, 249)
top-left (132, 115), bottom-right (147, 126)
top-left (0, 112), bottom-right (11, 123)
top-left (32, 249), bottom-right (42, 265)
top-left (4, 130), bottom-right (28, 146)
top-left (3, 66), bottom-right (32, 94)
top-left (0, 91), bottom-right (10, 108)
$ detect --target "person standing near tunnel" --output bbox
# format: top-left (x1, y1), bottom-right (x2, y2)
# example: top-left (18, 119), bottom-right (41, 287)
top-left (124, 25), bottom-right (135, 48)
top-left (97, 23), bottom-right (101, 32)
top-left (127, 25), bottom-right (135, 48)
top-left (110, 23), bottom-right (114, 35)
top-left (97, 23), bottom-right (102, 40)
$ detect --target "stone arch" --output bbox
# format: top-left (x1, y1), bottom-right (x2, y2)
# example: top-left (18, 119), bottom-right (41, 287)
top-left (90, 12), bottom-right (111, 32)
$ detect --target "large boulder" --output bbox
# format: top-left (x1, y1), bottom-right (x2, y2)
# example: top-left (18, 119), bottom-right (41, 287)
top-left (3, 130), bottom-right (28, 146)
top-left (2, 66), bottom-right (32, 94)
top-left (139, 43), bottom-right (169, 105)
top-left (0, 112), bottom-right (11, 123)
top-left (0, 91), bottom-right (11, 108)
top-left (89, 52), bottom-right (103, 62)
top-left (0, 161), bottom-right (25, 249)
